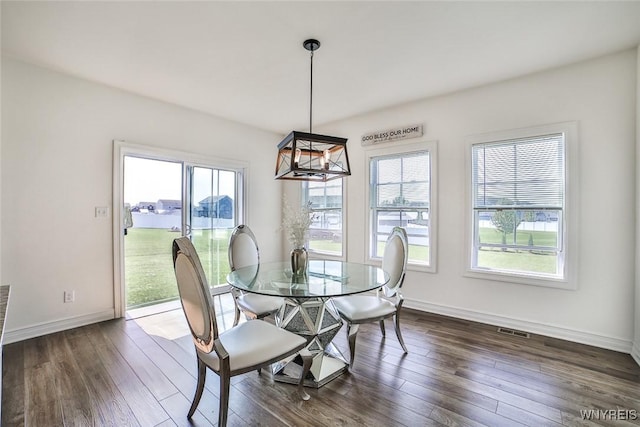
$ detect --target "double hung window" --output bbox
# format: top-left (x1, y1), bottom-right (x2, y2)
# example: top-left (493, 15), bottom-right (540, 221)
top-left (470, 128), bottom-right (571, 282)
top-left (368, 144), bottom-right (436, 269)
top-left (303, 179), bottom-right (343, 257)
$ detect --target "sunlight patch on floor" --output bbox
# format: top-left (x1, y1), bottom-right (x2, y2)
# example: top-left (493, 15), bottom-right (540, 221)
top-left (131, 293), bottom-right (239, 340)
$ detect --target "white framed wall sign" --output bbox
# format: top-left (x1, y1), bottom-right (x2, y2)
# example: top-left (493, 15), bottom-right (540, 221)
top-left (361, 124), bottom-right (424, 146)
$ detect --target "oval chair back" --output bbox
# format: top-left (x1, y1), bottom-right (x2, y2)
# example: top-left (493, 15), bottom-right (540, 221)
top-left (228, 225), bottom-right (260, 271)
top-left (172, 236), bottom-right (217, 354)
top-left (228, 224), bottom-right (281, 326)
top-left (381, 227), bottom-right (409, 298)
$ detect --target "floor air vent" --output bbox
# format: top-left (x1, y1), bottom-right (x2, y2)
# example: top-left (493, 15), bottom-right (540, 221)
top-left (497, 327), bottom-right (530, 339)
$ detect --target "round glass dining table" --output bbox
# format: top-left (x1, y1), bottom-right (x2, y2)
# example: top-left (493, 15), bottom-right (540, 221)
top-left (227, 259), bottom-right (389, 387)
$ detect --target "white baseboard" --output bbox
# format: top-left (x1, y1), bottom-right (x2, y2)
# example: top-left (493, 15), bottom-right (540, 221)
top-left (404, 299), bottom-right (633, 354)
top-left (632, 341), bottom-right (640, 367)
top-left (3, 309), bottom-right (115, 344)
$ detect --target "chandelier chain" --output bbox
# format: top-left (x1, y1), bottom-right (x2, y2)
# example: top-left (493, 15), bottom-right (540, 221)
top-left (309, 49), bottom-right (314, 134)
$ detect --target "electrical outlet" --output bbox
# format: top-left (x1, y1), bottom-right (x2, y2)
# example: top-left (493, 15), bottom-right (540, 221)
top-left (64, 290), bottom-right (75, 303)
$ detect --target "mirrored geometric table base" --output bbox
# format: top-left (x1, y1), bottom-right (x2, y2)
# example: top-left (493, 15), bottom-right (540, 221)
top-left (271, 296), bottom-right (347, 388)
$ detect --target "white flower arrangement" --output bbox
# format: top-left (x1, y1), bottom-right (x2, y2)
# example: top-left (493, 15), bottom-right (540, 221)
top-left (282, 195), bottom-right (316, 249)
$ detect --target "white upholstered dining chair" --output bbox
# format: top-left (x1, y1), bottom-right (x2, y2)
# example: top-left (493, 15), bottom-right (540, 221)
top-left (332, 226), bottom-right (409, 368)
top-left (172, 236), bottom-right (311, 427)
top-left (228, 225), bottom-right (284, 326)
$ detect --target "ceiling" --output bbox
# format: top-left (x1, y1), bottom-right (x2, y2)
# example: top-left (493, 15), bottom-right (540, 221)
top-left (3, 1), bottom-right (640, 134)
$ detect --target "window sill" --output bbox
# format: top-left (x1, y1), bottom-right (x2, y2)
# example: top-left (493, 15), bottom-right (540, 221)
top-left (407, 264), bottom-right (436, 274)
top-left (464, 268), bottom-right (575, 290)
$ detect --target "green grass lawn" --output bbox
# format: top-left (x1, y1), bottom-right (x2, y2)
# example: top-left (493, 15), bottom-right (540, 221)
top-left (311, 239), bottom-right (431, 264)
top-left (308, 239), bottom-right (341, 254)
top-left (477, 227), bottom-right (558, 274)
top-left (124, 228), bottom-right (232, 308)
top-left (479, 227), bottom-right (557, 247)
top-left (375, 241), bottom-right (429, 264)
top-left (477, 249), bottom-right (557, 274)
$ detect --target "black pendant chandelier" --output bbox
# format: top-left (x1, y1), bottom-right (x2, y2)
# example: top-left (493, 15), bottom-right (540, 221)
top-left (275, 39), bottom-right (351, 182)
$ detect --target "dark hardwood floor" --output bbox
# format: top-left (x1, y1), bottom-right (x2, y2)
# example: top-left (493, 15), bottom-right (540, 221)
top-left (3, 293), bottom-right (640, 426)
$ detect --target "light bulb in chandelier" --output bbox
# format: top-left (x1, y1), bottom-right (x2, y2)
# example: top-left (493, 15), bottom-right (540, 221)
top-left (294, 148), bottom-right (302, 168)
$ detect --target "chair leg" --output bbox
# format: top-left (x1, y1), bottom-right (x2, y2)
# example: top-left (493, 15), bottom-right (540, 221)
top-left (232, 304), bottom-right (241, 327)
top-left (218, 371), bottom-right (231, 427)
top-left (347, 324), bottom-right (359, 368)
top-left (379, 319), bottom-right (386, 337)
top-left (298, 350), bottom-right (312, 401)
top-left (230, 288), bottom-right (242, 327)
top-left (393, 311), bottom-right (408, 354)
top-left (187, 358), bottom-right (207, 419)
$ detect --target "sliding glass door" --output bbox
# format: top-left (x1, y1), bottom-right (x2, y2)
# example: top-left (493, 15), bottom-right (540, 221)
top-left (123, 156), bottom-right (183, 310)
top-left (119, 148), bottom-right (245, 314)
top-left (185, 165), bottom-right (243, 295)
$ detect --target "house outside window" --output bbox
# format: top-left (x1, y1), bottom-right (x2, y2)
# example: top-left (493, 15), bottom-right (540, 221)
top-left (467, 122), bottom-right (578, 287)
top-left (367, 142), bottom-right (437, 271)
top-left (302, 179), bottom-right (344, 257)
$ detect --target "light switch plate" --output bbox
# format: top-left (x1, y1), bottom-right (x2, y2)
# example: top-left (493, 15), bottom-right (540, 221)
top-left (95, 206), bottom-right (109, 218)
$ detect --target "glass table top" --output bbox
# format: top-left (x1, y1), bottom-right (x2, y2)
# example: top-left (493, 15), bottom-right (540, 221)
top-left (227, 260), bottom-right (389, 298)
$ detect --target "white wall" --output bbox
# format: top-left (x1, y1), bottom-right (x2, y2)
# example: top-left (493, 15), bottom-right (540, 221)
top-left (0, 7), bottom-right (3, 285)
top-left (1, 58), bottom-right (283, 341)
top-left (319, 49), bottom-right (638, 352)
top-left (634, 45), bottom-right (640, 364)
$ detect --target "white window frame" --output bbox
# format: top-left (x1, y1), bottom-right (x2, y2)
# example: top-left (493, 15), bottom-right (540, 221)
top-left (112, 140), bottom-right (249, 317)
top-left (464, 122), bottom-right (579, 289)
top-left (301, 179), bottom-right (346, 260)
top-left (365, 140), bottom-right (438, 273)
